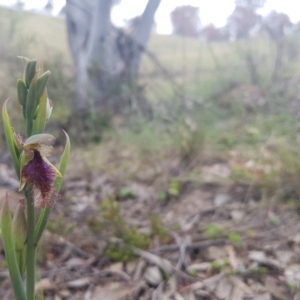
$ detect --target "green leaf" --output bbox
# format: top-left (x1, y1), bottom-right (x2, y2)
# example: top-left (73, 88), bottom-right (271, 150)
top-left (228, 232), bottom-right (243, 247)
top-left (2, 100), bottom-right (20, 179)
top-left (24, 60), bottom-right (37, 88)
top-left (158, 192), bottom-right (167, 201)
top-left (17, 79), bottom-right (27, 107)
top-left (35, 131), bottom-right (70, 244)
top-left (36, 71), bottom-right (50, 103)
top-left (119, 188), bottom-right (137, 198)
top-left (1, 194), bottom-right (27, 300)
top-left (168, 180), bottom-right (180, 197)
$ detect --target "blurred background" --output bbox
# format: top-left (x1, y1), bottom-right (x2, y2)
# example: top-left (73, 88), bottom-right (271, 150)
top-left (1, 0), bottom-right (300, 299)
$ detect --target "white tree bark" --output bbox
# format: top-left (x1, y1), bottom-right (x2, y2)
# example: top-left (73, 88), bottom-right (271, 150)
top-left (65, 0), bottom-right (161, 112)
top-left (131, 0), bottom-right (161, 75)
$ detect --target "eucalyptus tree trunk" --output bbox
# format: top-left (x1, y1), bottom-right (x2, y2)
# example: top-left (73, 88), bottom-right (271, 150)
top-left (65, 0), bottom-right (161, 113)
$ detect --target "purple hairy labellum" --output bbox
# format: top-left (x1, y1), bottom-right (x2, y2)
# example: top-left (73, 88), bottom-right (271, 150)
top-left (22, 150), bottom-right (56, 207)
top-left (18, 134), bottom-right (62, 207)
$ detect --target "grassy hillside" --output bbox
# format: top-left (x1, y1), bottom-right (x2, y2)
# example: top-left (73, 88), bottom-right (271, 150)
top-left (1, 5), bottom-right (300, 202)
top-left (0, 6), bottom-right (69, 60)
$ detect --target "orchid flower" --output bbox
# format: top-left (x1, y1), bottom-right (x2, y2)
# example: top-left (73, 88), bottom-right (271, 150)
top-left (18, 134), bottom-right (62, 207)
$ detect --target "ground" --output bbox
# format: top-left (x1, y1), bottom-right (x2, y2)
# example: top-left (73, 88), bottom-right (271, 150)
top-left (1, 155), bottom-right (300, 299)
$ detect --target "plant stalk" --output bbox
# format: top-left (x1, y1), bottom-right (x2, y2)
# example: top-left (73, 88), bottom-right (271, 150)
top-left (25, 190), bottom-right (35, 300)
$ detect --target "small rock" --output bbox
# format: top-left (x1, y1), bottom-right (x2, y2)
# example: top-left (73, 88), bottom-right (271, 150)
top-left (194, 290), bottom-right (212, 300)
top-left (59, 290), bottom-right (72, 298)
top-left (293, 291), bottom-right (300, 300)
top-left (91, 282), bottom-right (135, 300)
top-left (292, 234), bottom-right (300, 244)
top-left (249, 251), bottom-right (283, 271)
top-left (284, 264), bottom-right (300, 286)
top-left (229, 286), bottom-right (245, 300)
top-left (180, 290), bottom-right (196, 300)
top-left (67, 277), bottom-right (91, 289)
top-left (230, 210), bottom-right (245, 222)
top-left (215, 277), bottom-right (232, 298)
top-left (136, 168), bottom-right (156, 182)
top-left (203, 273), bottom-right (224, 290)
top-left (275, 250), bottom-right (294, 266)
top-left (202, 164), bottom-right (231, 181)
top-left (144, 266), bottom-right (163, 287)
top-left (252, 294), bottom-right (272, 300)
top-left (109, 262), bottom-right (123, 272)
top-left (265, 276), bottom-right (289, 300)
top-left (65, 257), bottom-right (86, 267)
top-left (189, 281), bottom-right (204, 291)
top-left (248, 280), bottom-right (267, 294)
top-left (229, 276), bottom-right (253, 295)
top-left (205, 246), bottom-right (227, 260)
top-left (173, 292), bottom-right (186, 300)
top-left (249, 251), bottom-right (266, 263)
top-left (214, 193), bottom-right (231, 206)
top-left (186, 262), bottom-right (211, 275)
top-left (35, 278), bottom-right (55, 294)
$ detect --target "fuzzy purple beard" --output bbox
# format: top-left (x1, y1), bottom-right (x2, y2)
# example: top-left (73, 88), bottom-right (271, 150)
top-left (22, 150), bottom-right (56, 207)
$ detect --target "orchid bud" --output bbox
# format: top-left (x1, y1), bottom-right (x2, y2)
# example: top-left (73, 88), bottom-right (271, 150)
top-left (24, 60), bottom-right (37, 88)
top-left (17, 79), bottom-right (27, 107)
top-left (37, 71), bottom-right (51, 103)
top-left (25, 72), bottom-right (38, 121)
top-left (18, 56), bottom-right (29, 67)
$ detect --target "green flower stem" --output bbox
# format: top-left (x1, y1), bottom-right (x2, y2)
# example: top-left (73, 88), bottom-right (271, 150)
top-left (25, 190), bottom-right (35, 300)
top-left (26, 119), bottom-right (33, 139)
top-left (34, 207), bottom-right (51, 245)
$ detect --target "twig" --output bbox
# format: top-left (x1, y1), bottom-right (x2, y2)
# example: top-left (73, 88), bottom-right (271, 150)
top-left (170, 232), bottom-right (191, 270)
top-left (152, 282), bottom-right (163, 300)
top-left (44, 232), bottom-right (90, 259)
top-left (153, 238), bottom-right (228, 253)
top-left (93, 270), bottom-right (132, 282)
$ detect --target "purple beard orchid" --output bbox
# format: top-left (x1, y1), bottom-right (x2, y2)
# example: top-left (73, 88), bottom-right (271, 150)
top-left (18, 133), bottom-right (61, 207)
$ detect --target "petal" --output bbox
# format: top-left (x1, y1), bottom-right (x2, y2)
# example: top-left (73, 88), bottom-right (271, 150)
top-left (24, 133), bottom-right (55, 148)
top-left (39, 145), bottom-right (53, 157)
top-left (43, 157), bottom-right (62, 177)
